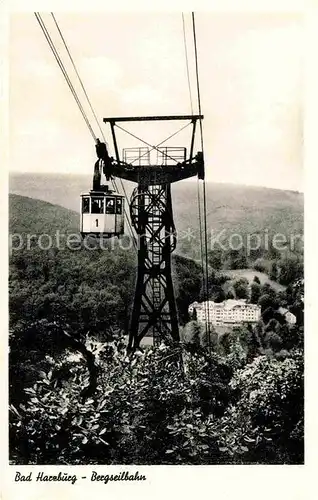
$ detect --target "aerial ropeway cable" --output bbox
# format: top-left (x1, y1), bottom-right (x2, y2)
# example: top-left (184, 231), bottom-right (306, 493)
top-left (182, 13), bottom-right (208, 341)
top-left (50, 12), bottom-right (108, 148)
top-left (191, 12), bottom-right (211, 349)
top-left (181, 12), bottom-right (211, 348)
top-left (182, 13), bottom-right (194, 116)
top-left (45, 12), bottom-right (137, 249)
top-left (34, 12), bottom-right (97, 142)
top-left (34, 12), bottom-right (137, 250)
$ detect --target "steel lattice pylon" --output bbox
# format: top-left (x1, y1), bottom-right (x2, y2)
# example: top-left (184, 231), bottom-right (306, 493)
top-left (103, 115), bottom-right (204, 350)
top-left (128, 183), bottom-right (179, 349)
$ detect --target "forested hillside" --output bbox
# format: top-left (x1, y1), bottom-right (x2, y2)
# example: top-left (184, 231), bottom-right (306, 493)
top-left (9, 193), bottom-right (304, 466)
top-left (9, 194), bottom-right (204, 333)
top-left (9, 194), bottom-right (79, 235)
top-left (10, 173), bottom-right (303, 248)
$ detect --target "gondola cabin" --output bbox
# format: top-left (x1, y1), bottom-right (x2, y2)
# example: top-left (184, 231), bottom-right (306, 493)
top-left (80, 190), bottom-right (125, 238)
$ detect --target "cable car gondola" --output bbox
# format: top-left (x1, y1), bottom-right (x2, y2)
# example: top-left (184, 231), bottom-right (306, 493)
top-left (80, 187), bottom-right (125, 238)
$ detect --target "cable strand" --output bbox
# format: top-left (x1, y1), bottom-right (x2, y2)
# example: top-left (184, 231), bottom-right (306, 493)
top-left (34, 13), bottom-right (96, 141)
top-left (36, 12), bottom-right (136, 250)
top-left (50, 13), bottom-right (135, 248)
top-left (50, 13), bottom-right (108, 148)
top-left (192, 12), bottom-right (211, 351)
top-left (182, 13), bottom-right (194, 115)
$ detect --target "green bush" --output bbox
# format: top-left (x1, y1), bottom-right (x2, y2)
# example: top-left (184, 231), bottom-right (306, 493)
top-left (10, 340), bottom-right (236, 465)
top-left (10, 333), bottom-right (304, 465)
top-left (213, 350), bottom-right (304, 464)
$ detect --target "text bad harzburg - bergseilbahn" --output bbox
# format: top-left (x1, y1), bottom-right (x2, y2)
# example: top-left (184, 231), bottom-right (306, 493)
top-left (14, 470), bottom-right (147, 485)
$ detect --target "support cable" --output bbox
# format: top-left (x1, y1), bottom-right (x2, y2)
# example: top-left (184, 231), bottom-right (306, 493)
top-left (50, 12), bottom-right (136, 250)
top-left (197, 179), bottom-right (205, 293)
top-left (182, 13), bottom-right (194, 115)
top-left (192, 12), bottom-right (211, 351)
top-left (50, 12), bottom-right (108, 148)
top-left (34, 12), bottom-right (97, 141)
top-left (181, 13), bottom-right (205, 337)
top-left (36, 12), bottom-right (136, 250)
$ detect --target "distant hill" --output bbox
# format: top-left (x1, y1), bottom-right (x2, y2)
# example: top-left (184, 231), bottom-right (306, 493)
top-left (173, 181), bottom-right (303, 239)
top-left (9, 173), bottom-right (303, 243)
top-left (9, 193), bottom-right (79, 235)
top-left (9, 193), bottom-right (204, 328)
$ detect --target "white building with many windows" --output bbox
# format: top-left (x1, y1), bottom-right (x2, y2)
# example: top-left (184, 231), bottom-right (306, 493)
top-left (189, 299), bottom-right (261, 326)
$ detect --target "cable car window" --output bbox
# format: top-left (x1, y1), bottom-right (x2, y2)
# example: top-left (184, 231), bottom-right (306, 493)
top-left (82, 197), bottom-right (90, 213)
top-left (91, 198), bottom-right (104, 214)
top-left (116, 198), bottom-right (123, 214)
top-left (105, 197), bottom-right (115, 214)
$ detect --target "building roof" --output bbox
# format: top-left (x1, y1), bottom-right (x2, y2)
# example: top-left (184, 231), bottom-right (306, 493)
top-left (278, 307), bottom-right (289, 315)
top-left (278, 307), bottom-right (296, 318)
top-left (189, 299), bottom-right (260, 311)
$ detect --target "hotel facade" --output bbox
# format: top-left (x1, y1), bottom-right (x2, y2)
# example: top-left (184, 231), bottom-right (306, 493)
top-left (189, 299), bottom-right (261, 326)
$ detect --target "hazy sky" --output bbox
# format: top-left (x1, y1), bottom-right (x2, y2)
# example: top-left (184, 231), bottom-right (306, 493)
top-left (9, 12), bottom-right (303, 190)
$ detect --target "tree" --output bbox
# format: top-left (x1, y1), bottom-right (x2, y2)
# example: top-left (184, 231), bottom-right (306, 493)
top-left (233, 278), bottom-right (249, 300)
top-left (261, 282), bottom-right (276, 297)
top-left (212, 289), bottom-right (226, 303)
top-left (269, 262), bottom-right (279, 281)
top-left (214, 351), bottom-right (304, 464)
top-left (264, 331), bottom-right (283, 352)
top-left (253, 275), bottom-right (261, 284)
top-left (276, 290), bottom-right (288, 308)
top-left (253, 258), bottom-right (268, 273)
top-left (206, 271), bottom-right (229, 303)
top-left (174, 255), bottom-right (202, 325)
top-left (208, 249), bottom-right (223, 270)
top-left (258, 293), bottom-right (277, 313)
top-left (286, 278), bottom-right (304, 326)
top-left (227, 249), bottom-right (248, 270)
top-left (268, 242), bottom-right (282, 260)
top-left (279, 325), bottom-right (304, 351)
top-left (201, 325), bottom-right (218, 351)
top-left (233, 325), bottom-right (261, 363)
top-left (278, 257), bottom-right (303, 286)
top-left (265, 318), bottom-right (281, 334)
top-left (262, 306), bottom-right (275, 324)
top-left (251, 282), bottom-right (261, 304)
top-left (182, 321), bottom-right (202, 349)
top-left (254, 319), bottom-right (266, 347)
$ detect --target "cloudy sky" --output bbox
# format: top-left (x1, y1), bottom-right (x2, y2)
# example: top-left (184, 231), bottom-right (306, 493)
top-left (9, 12), bottom-right (303, 190)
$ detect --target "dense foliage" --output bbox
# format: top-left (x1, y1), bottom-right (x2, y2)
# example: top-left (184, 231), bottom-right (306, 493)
top-left (10, 243), bottom-right (204, 335)
top-left (9, 194), bottom-right (304, 465)
top-left (10, 326), bottom-right (303, 465)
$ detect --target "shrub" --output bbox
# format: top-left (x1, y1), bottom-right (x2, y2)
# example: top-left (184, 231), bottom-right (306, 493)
top-left (10, 341), bottom-right (235, 465)
top-left (212, 351), bottom-right (304, 464)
